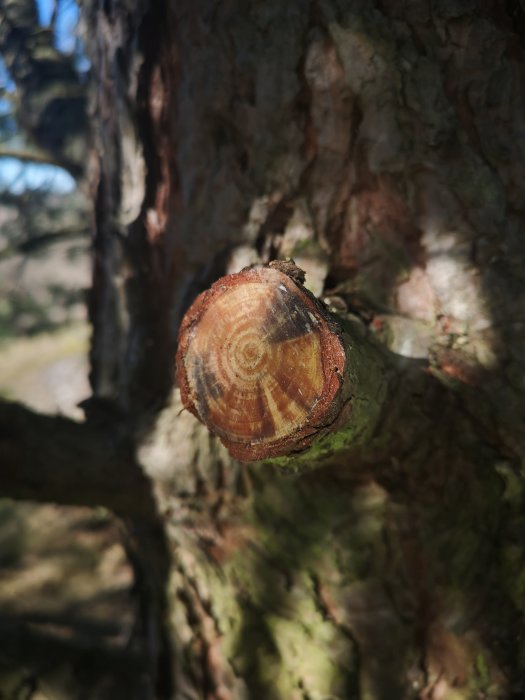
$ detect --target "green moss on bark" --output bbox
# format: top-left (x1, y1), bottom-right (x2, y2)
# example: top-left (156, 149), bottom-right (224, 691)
top-left (266, 320), bottom-right (390, 473)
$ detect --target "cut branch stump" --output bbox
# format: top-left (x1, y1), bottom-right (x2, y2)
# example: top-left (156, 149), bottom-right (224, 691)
top-left (176, 263), bottom-right (388, 466)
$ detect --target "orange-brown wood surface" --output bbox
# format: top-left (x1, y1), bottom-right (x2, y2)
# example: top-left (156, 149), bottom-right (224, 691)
top-left (176, 266), bottom-right (346, 460)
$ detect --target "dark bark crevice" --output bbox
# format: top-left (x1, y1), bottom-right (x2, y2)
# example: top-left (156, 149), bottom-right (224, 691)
top-left (120, 517), bottom-right (175, 700)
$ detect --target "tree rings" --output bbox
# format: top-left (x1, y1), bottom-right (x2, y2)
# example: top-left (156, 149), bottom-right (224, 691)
top-left (176, 266), bottom-right (347, 460)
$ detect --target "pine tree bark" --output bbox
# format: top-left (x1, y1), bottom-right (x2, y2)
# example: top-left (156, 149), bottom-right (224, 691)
top-left (39, 0), bottom-right (525, 697)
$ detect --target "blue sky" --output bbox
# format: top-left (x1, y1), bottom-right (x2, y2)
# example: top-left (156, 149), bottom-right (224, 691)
top-left (36, 0), bottom-right (81, 54)
top-left (0, 158), bottom-right (76, 194)
top-left (0, 0), bottom-right (82, 194)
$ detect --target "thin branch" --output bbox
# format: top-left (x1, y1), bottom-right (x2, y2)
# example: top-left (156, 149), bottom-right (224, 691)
top-left (0, 228), bottom-right (89, 261)
top-left (0, 146), bottom-right (64, 168)
top-left (50, 0), bottom-right (60, 30)
top-left (0, 399), bottom-right (156, 517)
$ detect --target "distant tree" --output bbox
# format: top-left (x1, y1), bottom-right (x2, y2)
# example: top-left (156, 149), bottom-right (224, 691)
top-left (2, 1), bottom-right (525, 699)
top-left (0, 0), bottom-right (87, 175)
top-left (0, 0), bottom-right (89, 336)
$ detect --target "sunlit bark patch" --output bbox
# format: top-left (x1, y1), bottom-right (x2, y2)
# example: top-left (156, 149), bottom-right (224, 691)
top-left (176, 266), bottom-right (347, 460)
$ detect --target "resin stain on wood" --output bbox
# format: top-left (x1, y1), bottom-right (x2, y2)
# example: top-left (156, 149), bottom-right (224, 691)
top-left (176, 265), bottom-right (347, 460)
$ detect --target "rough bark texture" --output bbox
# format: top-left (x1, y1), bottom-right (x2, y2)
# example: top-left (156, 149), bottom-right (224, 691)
top-left (8, 0), bottom-right (525, 698)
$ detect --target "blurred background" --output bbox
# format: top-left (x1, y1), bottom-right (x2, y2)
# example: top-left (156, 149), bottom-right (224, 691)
top-left (0, 1), bottom-right (136, 694)
top-left (0, 0), bottom-right (89, 405)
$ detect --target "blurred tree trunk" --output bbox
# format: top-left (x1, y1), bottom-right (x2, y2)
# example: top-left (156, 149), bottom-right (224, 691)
top-left (81, 1), bottom-right (525, 698)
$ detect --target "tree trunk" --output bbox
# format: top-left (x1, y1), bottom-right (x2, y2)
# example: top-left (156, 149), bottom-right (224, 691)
top-left (39, 0), bottom-right (525, 697)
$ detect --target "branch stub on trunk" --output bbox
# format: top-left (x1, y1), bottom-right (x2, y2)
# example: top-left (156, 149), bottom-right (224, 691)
top-left (176, 265), bottom-right (349, 461)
